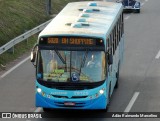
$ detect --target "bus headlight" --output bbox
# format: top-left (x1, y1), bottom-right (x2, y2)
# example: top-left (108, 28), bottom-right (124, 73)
top-left (99, 89), bottom-right (104, 94)
top-left (99, 88), bottom-right (105, 95)
top-left (37, 88), bottom-right (42, 93)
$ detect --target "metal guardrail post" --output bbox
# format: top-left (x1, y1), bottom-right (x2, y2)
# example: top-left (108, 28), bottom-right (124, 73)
top-left (46, 0), bottom-right (52, 15)
top-left (8, 46), bottom-right (15, 54)
top-left (25, 30), bottom-right (29, 45)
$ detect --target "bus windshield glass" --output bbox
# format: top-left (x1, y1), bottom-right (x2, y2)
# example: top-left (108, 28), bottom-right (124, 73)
top-left (37, 50), bottom-right (106, 83)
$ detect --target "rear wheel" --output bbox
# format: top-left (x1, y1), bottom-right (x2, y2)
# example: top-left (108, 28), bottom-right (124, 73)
top-left (115, 65), bottom-right (120, 89)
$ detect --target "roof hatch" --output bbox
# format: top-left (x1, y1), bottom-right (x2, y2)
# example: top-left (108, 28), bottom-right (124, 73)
top-left (79, 13), bottom-right (90, 17)
top-left (83, 8), bottom-right (100, 13)
top-left (65, 22), bottom-right (90, 28)
top-left (88, 2), bottom-right (98, 6)
top-left (76, 18), bottom-right (86, 22)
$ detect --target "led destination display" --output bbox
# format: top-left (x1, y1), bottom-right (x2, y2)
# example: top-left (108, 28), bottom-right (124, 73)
top-left (40, 37), bottom-right (103, 46)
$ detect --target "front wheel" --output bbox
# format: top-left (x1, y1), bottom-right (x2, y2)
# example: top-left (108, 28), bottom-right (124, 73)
top-left (106, 83), bottom-right (111, 111)
top-left (136, 9), bottom-right (140, 13)
top-left (99, 84), bottom-right (111, 112)
top-left (115, 66), bottom-right (120, 89)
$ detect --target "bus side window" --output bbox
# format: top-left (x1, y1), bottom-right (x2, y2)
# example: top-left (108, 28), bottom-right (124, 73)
top-left (115, 25), bottom-right (117, 50)
top-left (110, 34), bottom-right (112, 55)
top-left (121, 13), bottom-right (124, 36)
top-left (116, 23), bottom-right (118, 49)
top-left (106, 38), bottom-right (110, 77)
top-left (120, 14), bottom-right (122, 39)
top-left (112, 32), bottom-right (114, 55)
top-left (117, 20), bottom-right (119, 44)
top-left (118, 18), bottom-right (121, 42)
top-left (113, 26), bottom-right (116, 55)
top-left (107, 38), bottom-right (109, 51)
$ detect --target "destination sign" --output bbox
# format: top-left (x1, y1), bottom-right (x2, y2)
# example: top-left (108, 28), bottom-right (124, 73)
top-left (39, 37), bottom-right (104, 46)
top-left (47, 37), bottom-right (94, 45)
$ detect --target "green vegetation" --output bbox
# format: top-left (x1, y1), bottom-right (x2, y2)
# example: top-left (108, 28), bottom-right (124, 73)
top-left (0, 0), bottom-right (83, 69)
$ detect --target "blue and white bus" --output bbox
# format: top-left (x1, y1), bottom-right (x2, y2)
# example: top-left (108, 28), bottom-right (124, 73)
top-left (31, 1), bottom-right (124, 111)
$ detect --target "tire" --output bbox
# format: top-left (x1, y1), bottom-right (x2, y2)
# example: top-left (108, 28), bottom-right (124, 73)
top-left (115, 64), bottom-right (120, 89)
top-left (136, 9), bottom-right (140, 13)
top-left (102, 84), bottom-right (111, 112)
top-left (106, 83), bottom-right (111, 110)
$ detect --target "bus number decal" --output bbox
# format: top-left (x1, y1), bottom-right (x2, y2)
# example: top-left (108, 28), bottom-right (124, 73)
top-left (74, 91), bottom-right (89, 95)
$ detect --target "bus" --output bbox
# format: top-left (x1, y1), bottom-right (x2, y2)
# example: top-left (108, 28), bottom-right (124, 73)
top-left (31, 1), bottom-right (124, 111)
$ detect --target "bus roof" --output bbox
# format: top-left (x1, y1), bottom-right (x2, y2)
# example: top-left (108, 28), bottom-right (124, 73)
top-left (39, 1), bottom-right (123, 39)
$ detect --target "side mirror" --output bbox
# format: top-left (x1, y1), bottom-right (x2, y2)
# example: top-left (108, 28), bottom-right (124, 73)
top-left (116, 0), bottom-right (121, 3)
top-left (108, 54), bottom-right (113, 65)
top-left (31, 44), bottom-right (38, 66)
top-left (31, 51), bottom-right (36, 62)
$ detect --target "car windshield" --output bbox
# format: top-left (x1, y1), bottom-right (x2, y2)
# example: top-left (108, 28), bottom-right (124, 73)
top-left (37, 50), bottom-right (106, 83)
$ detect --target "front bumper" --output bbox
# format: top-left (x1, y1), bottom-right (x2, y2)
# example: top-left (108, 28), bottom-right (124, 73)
top-left (36, 93), bottom-right (107, 110)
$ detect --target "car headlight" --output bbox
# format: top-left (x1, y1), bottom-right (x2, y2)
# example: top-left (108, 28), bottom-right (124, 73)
top-left (134, 2), bottom-right (140, 8)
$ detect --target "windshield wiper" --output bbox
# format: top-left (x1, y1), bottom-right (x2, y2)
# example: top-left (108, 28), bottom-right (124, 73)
top-left (54, 50), bottom-right (66, 64)
top-left (79, 49), bottom-right (88, 75)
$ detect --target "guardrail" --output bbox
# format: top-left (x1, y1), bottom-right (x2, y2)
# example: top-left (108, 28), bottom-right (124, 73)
top-left (0, 19), bottom-right (52, 55)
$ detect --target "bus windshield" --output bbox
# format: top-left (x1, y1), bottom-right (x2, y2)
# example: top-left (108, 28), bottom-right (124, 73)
top-left (37, 50), bottom-right (106, 83)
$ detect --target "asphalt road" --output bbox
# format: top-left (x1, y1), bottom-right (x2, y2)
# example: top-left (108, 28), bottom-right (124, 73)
top-left (0, 0), bottom-right (160, 121)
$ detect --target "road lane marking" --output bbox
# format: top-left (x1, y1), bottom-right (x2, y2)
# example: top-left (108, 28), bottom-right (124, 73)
top-left (141, 2), bottom-right (145, 6)
top-left (34, 107), bottom-right (42, 112)
top-left (124, 16), bottom-right (130, 20)
top-left (124, 92), bottom-right (139, 112)
top-left (0, 56), bottom-right (30, 78)
top-left (155, 50), bottom-right (160, 59)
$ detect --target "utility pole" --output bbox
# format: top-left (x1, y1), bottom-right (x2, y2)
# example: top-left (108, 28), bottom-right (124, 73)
top-left (46, 0), bottom-right (51, 15)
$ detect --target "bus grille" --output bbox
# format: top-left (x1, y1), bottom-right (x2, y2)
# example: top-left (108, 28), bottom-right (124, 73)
top-left (52, 95), bottom-right (88, 99)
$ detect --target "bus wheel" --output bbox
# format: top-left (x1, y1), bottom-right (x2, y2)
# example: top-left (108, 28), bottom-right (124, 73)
top-left (115, 66), bottom-right (119, 89)
top-left (106, 83), bottom-right (111, 111)
top-left (102, 85), bottom-right (111, 112)
top-left (43, 108), bottom-right (51, 112)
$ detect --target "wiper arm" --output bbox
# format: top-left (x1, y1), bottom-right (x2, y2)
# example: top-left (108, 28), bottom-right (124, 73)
top-left (79, 49), bottom-right (88, 75)
top-left (54, 50), bottom-right (66, 64)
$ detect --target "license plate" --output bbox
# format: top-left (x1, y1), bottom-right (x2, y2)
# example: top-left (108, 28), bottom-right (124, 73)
top-left (64, 102), bottom-right (75, 106)
top-left (125, 6), bottom-right (132, 9)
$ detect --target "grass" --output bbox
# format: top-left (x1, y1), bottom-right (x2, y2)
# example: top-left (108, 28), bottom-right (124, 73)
top-left (0, 0), bottom-right (84, 69)
top-left (0, 0), bottom-right (49, 46)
